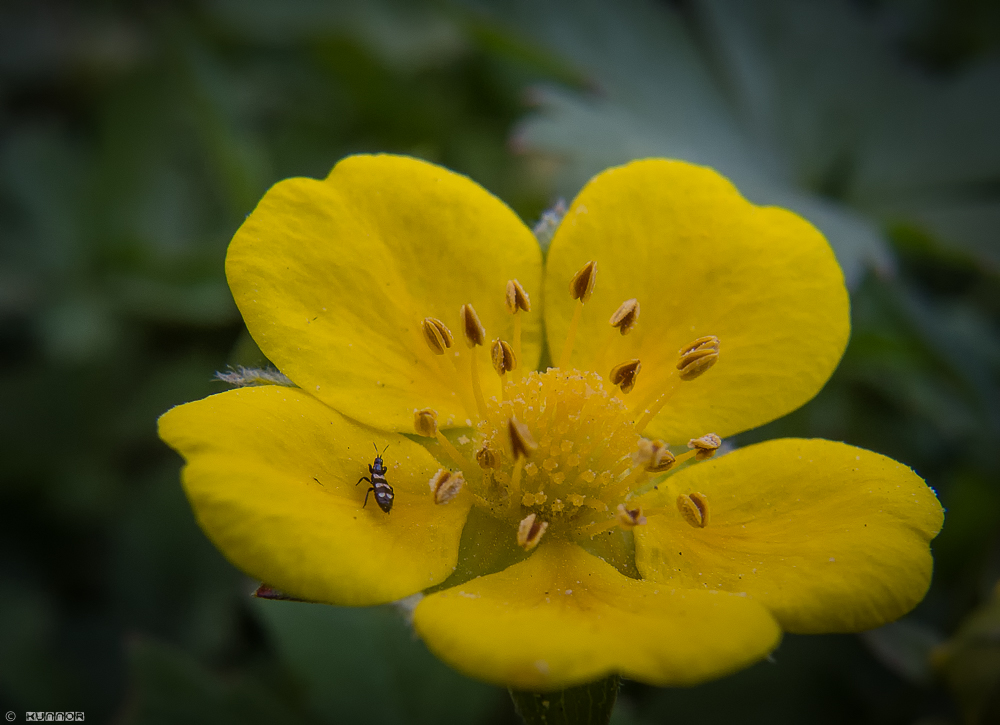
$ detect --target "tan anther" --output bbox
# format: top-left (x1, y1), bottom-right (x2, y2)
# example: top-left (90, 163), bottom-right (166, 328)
top-left (609, 298), bottom-right (640, 335)
top-left (688, 433), bottom-right (722, 460)
top-left (677, 492), bottom-right (709, 528)
top-left (677, 335), bottom-right (720, 381)
top-left (476, 443), bottom-right (497, 469)
top-left (516, 513), bottom-right (548, 551)
top-left (616, 503), bottom-right (647, 529)
top-left (459, 303), bottom-right (486, 347)
top-left (636, 438), bottom-right (675, 472)
top-left (429, 469), bottom-right (465, 505)
top-left (609, 359), bottom-right (641, 394)
top-left (413, 408), bottom-right (438, 437)
top-left (569, 260), bottom-right (597, 302)
top-left (491, 339), bottom-right (517, 376)
top-left (505, 279), bottom-right (531, 313)
top-left (421, 317), bottom-right (454, 355)
top-left (508, 416), bottom-right (537, 459)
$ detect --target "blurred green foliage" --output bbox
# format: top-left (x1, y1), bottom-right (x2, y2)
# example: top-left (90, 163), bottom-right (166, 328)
top-left (1, 1), bottom-right (998, 723)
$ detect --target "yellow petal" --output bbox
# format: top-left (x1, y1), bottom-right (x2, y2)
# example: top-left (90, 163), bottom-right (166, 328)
top-left (634, 438), bottom-right (944, 633)
top-left (227, 154), bottom-right (542, 432)
top-left (413, 539), bottom-right (780, 690)
top-left (158, 386), bottom-right (471, 606)
top-left (544, 159), bottom-right (849, 442)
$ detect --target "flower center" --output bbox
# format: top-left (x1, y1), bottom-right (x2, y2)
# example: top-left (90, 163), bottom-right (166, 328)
top-left (470, 368), bottom-right (640, 538)
top-left (414, 262), bottom-right (725, 552)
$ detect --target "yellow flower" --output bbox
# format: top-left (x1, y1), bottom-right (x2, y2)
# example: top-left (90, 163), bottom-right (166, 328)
top-left (158, 155), bottom-right (943, 691)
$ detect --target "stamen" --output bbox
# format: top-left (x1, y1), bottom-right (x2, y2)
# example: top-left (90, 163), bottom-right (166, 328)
top-left (607, 460), bottom-right (648, 499)
top-left (413, 408), bottom-right (439, 437)
top-left (665, 433), bottom-right (723, 469)
top-left (460, 303), bottom-right (489, 419)
top-left (490, 339), bottom-right (516, 399)
top-left (616, 503), bottom-right (647, 529)
top-left (677, 492), bottom-right (709, 528)
top-left (459, 304), bottom-right (486, 348)
top-left (677, 336), bottom-right (720, 380)
top-left (505, 279), bottom-right (531, 314)
top-left (632, 374), bottom-right (678, 433)
top-left (429, 469), bottom-right (465, 505)
top-left (413, 408), bottom-right (471, 470)
top-left (558, 260), bottom-right (597, 369)
top-left (508, 416), bottom-right (536, 498)
top-left (609, 359), bottom-right (641, 394)
top-left (508, 416), bottom-right (537, 459)
top-left (422, 316), bottom-right (475, 419)
top-left (421, 317), bottom-right (454, 355)
top-left (636, 438), bottom-right (675, 472)
top-left (569, 260), bottom-right (598, 302)
top-left (516, 513), bottom-right (548, 551)
top-left (505, 280), bottom-right (530, 382)
top-left (475, 443), bottom-right (497, 469)
top-left (633, 335), bottom-right (721, 432)
top-left (609, 298), bottom-right (640, 335)
top-left (688, 433), bottom-right (722, 460)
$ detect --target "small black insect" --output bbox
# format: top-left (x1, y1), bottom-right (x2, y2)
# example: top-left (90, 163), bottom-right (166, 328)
top-left (357, 443), bottom-right (394, 513)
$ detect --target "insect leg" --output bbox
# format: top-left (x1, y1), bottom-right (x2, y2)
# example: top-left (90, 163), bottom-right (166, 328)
top-left (357, 476), bottom-right (371, 487)
top-left (363, 486), bottom-right (375, 508)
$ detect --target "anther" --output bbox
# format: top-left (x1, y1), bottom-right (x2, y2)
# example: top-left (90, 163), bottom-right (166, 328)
top-left (636, 438), bottom-right (675, 472)
top-left (609, 359), bottom-right (641, 394)
top-left (677, 335), bottom-right (720, 381)
top-left (491, 339), bottom-right (516, 376)
top-left (505, 279), bottom-right (531, 313)
top-left (459, 303), bottom-right (489, 419)
top-left (609, 298), bottom-right (640, 335)
top-left (688, 433), bottom-right (722, 460)
top-left (429, 469), bottom-right (465, 505)
top-left (414, 408), bottom-right (438, 437)
top-left (569, 260), bottom-right (597, 302)
top-left (506, 280), bottom-right (529, 381)
top-left (421, 317), bottom-right (454, 355)
top-left (633, 336), bottom-right (721, 432)
top-left (508, 416), bottom-right (537, 459)
top-left (476, 443), bottom-right (497, 469)
top-left (414, 407), bottom-right (470, 469)
top-left (459, 304), bottom-right (486, 348)
top-left (559, 261), bottom-right (597, 368)
top-left (677, 492), bottom-right (709, 528)
top-left (516, 513), bottom-right (548, 551)
top-left (616, 503), bottom-right (647, 529)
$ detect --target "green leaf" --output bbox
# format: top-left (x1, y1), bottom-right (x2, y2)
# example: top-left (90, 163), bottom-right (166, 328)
top-left (860, 619), bottom-right (944, 684)
top-left (934, 583), bottom-right (1000, 725)
top-left (253, 598), bottom-right (501, 725)
top-left (491, 0), bottom-right (890, 286)
top-left (124, 638), bottom-right (304, 725)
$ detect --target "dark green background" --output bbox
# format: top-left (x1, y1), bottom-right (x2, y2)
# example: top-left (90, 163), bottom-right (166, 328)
top-left (2, 1), bottom-right (998, 723)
